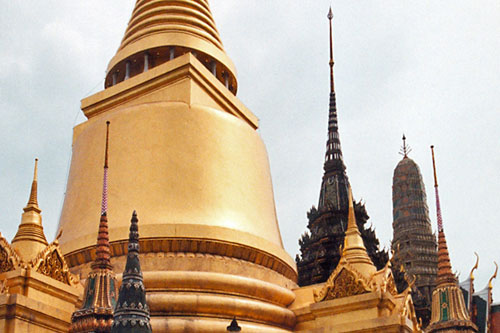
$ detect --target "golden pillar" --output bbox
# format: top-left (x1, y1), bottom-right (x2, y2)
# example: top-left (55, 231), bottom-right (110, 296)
top-left (58, 1), bottom-right (297, 331)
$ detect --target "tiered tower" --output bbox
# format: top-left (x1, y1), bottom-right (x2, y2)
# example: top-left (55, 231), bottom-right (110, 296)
top-left (111, 211), bottom-right (151, 333)
top-left (71, 122), bottom-right (118, 333)
top-left (391, 136), bottom-right (438, 326)
top-left (427, 146), bottom-right (477, 333)
top-left (296, 7), bottom-right (387, 286)
top-left (58, 1), bottom-right (296, 331)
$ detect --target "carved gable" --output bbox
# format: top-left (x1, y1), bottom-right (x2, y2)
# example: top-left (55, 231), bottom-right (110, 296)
top-left (314, 264), bottom-right (371, 302)
top-left (30, 242), bottom-right (77, 286)
top-left (0, 235), bottom-right (21, 274)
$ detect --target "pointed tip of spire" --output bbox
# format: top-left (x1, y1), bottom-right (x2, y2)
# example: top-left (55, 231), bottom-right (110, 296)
top-left (26, 158), bottom-right (40, 210)
top-left (399, 134), bottom-right (411, 158)
top-left (431, 145), bottom-right (439, 189)
top-left (33, 158), bottom-right (38, 181)
top-left (328, 6), bottom-right (333, 20)
top-left (346, 187), bottom-right (356, 231)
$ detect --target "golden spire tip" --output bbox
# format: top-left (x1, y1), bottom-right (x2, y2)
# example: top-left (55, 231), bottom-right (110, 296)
top-left (34, 158), bottom-right (38, 182)
top-left (27, 158), bottom-right (39, 207)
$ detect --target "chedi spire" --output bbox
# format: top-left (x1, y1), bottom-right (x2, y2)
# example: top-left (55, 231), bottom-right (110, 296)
top-left (427, 145), bottom-right (477, 333)
top-left (11, 158), bottom-right (49, 261)
top-left (71, 121), bottom-right (118, 333)
top-left (111, 211), bottom-right (151, 333)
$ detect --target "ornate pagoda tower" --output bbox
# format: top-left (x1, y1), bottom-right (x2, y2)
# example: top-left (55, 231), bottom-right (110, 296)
top-left (391, 136), bottom-right (438, 327)
top-left (427, 146), bottom-right (477, 333)
top-left (296, 7), bottom-right (387, 286)
top-left (58, 1), bottom-right (296, 332)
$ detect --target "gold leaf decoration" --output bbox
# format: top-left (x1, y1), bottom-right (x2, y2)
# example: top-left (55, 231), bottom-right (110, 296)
top-left (36, 249), bottom-right (69, 284)
top-left (0, 236), bottom-right (20, 274)
top-left (326, 268), bottom-right (369, 300)
top-left (30, 242), bottom-right (77, 286)
top-left (0, 247), bottom-right (14, 273)
top-left (314, 264), bottom-right (371, 303)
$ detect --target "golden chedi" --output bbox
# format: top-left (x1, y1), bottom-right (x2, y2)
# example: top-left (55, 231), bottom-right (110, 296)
top-left (58, 0), bottom-right (296, 331)
top-left (0, 160), bottom-right (81, 332)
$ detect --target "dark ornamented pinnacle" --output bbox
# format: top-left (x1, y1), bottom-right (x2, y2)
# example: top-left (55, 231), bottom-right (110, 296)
top-left (111, 211), bottom-right (151, 333)
top-left (296, 8), bottom-right (389, 287)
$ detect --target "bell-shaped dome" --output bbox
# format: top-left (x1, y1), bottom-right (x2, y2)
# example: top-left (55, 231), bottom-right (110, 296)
top-left (105, 0), bottom-right (238, 93)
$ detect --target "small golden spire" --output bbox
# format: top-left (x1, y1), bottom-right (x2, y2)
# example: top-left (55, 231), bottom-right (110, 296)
top-left (25, 158), bottom-right (40, 212)
top-left (341, 187), bottom-right (376, 276)
top-left (11, 158), bottom-right (48, 261)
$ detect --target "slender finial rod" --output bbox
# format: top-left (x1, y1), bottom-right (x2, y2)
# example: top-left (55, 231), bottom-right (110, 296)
top-left (328, 7), bottom-right (335, 93)
top-left (431, 145), bottom-right (438, 188)
top-left (104, 121), bottom-right (110, 169)
top-left (101, 121), bottom-right (110, 214)
top-left (430, 145), bottom-right (443, 232)
top-left (33, 158), bottom-right (38, 181)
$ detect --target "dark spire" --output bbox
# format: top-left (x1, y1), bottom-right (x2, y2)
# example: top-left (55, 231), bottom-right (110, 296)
top-left (318, 6), bottom-right (349, 211)
top-left (112, 211), bottom-right (151, 333)
top-left (71, 122), bottom-right (118, 333)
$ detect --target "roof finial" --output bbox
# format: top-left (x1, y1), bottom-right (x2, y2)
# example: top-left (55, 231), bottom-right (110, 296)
top-left (101, 121), bottom-right (110, 215)
top-left (399, 134), bottom-right (411, 158)
top-left (489, 261), bottom-right (498, 289)
top-left (328, 6), bottom-right (335, 93)
top-left (468, 252), bottom-right (479, 316)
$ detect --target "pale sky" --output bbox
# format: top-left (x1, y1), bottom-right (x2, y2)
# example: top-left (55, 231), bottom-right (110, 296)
top-left (0, 1), bottom-right (498, 299)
